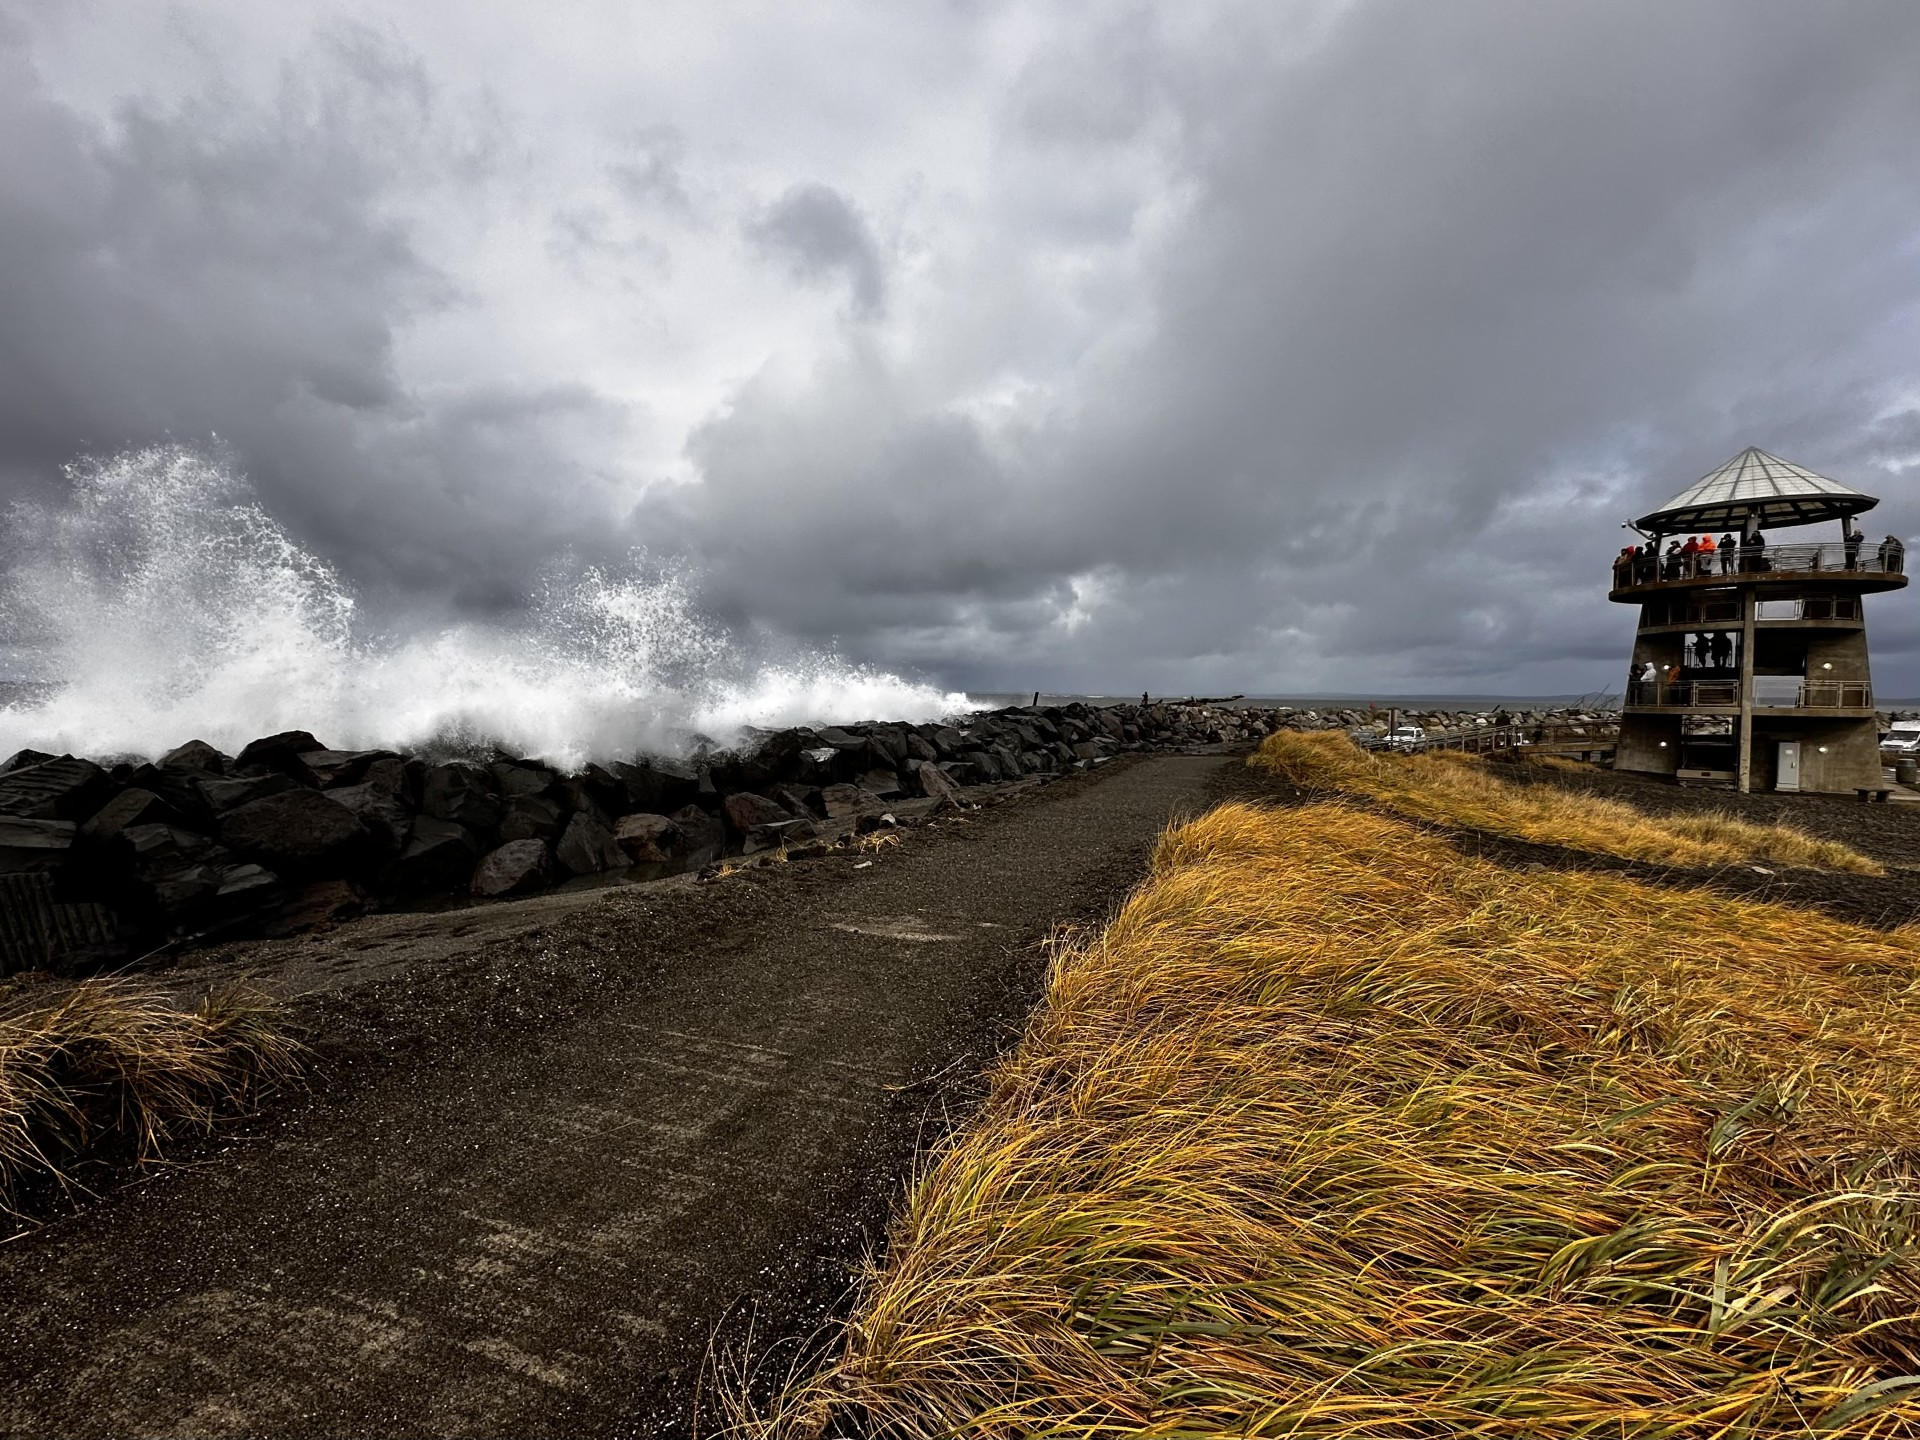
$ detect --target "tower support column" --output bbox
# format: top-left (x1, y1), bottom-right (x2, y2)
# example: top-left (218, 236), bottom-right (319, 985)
top-left (1736, 582), bottom-right (1756, 793)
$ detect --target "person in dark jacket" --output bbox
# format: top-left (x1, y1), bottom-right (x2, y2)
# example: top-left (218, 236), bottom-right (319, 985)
top-left (1718, 533), bottom-right (1738, 574)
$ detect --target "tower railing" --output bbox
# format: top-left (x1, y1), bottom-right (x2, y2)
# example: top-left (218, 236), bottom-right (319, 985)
top-left (1613, 540), bottom-right (1906, 589)
top-left (1625, 680), bottom-right (1873, 709)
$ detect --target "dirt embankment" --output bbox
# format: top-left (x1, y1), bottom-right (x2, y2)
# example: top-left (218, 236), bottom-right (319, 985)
top-left (0, 753), bottom-right (1238, 1440)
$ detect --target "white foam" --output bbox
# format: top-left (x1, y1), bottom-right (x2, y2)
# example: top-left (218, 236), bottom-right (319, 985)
top-left (0, 444), bottom-right (967, 768)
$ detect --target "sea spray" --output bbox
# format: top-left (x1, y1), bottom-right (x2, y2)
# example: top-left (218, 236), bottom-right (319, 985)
top-left (0, 444), bottom-right (966, 766)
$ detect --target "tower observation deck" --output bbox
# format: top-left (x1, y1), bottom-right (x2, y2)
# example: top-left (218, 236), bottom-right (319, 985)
top-left (1610, 447), bottom-right (1906, 793)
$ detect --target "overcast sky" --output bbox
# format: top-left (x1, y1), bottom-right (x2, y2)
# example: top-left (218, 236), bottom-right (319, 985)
top-left (4, 0), bottom-right (1920, 697)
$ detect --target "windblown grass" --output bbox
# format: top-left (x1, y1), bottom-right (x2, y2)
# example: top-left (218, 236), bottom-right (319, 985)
top-left (0, 976), bottom-right (301, 1212)
top-left (1253, 729), bottom-right (1881, 873)
top-left (736, 801), bottom-right (1920, 1437)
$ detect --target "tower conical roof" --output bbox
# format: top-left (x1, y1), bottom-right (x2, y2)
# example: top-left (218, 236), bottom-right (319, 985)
top-left (1635, 447), bottom-right (1877, 532)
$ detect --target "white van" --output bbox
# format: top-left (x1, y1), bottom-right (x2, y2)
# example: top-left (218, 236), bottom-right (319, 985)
top-left (1883, 720), bottom-right (1920, 756)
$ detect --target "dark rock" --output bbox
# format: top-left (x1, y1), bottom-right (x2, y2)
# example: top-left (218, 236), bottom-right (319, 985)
top-left (233, 730), bottom-right (328, 778)
top-left (928, 727), bottom-right (966, 758)
top-left (771, 784), bottom-right (823, 819)
top-left (819, 783), bottom-right (874, 819)
top-left (964, 750), bottom-right (1000, 783)
top-left (196, 771), bottom-right (297, 813)
top-left (814, 727), bottom-right (867, 752)
top-left (743, 817), bottom-right (816, 854)
top-left (490, 761), bottom-right (558, 798)
top-left (1, 749), bottom-right (55, 776)
top-left (611, 758), bottom-right (701, 814)
top-left (359, 756), bottom-right (420, 802)
top-left (613, 813), bottom-right (680, 863)
top-left (989, 743), bottom-right (1024, 776)
top-left (711, 730), bottom-right (805, 793)
top-left (915, 763), bottom-right (963, 808)
top-left (555, 811), bottom-right (624, 876)
top-left (668, 805), bottom-right (725, 864)
top-left (865, 729), bottom-right (908, 767)
top-left (327, 782), bottom-right (415, 854)
top-left (219, 789), bottom-right (372, 876)
top-left (392, 817), bottom-right (481, 895)
top-left (905, 732), bottom-right (938, 763)
top-left (81, 789), bottom-right (185, 842)
top-left (722, 791), bottom-right (791, 836)
top-left (471, 840), bottom-right (553, 898)
top-left (497, 793), bottom-right (565, 844)
top-left (856, 769), bottom-right (906, 800)
top-left (0, 817), bottom-right (76, 877)
top-left (263, 879), bottom-right (365, 937)
top-left (796, 746), bottom-right (844, 785)
top-left (423, 763), bottom-right (504, 832)
top-left (158, 739), bottom-right (229, 774)
top-left (213, 864), bottom-right (284, 916)
top-left (301, 749), bottom-right (394, 789)
top-left (0, 757), bottom-right (112, 822)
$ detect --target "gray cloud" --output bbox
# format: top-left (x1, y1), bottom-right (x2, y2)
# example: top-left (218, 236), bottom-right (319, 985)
top-left (3, 1), bottom-right (1920, 698)
top-left (747, 182), bottom-right (886, 317)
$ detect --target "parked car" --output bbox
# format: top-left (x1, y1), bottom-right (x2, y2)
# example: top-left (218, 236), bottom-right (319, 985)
top-left (1882, 720), bottom-right (1920, 757)
top-left (1385, 724), bottom-right (1427, 752)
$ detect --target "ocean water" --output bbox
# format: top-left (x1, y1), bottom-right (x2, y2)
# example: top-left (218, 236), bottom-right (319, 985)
top-left (0, 444), bottom-right (968, 768)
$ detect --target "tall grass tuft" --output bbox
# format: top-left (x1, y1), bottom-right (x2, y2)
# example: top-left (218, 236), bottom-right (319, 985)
top-left (0, 976), bottom-right (301, 1212)
top-left (733, 801), bottom-right (1920, 1436)
top-left (1252, 728), bottom-right (1881, 873)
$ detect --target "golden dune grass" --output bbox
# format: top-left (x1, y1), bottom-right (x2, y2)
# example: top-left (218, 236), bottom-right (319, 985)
top-left (0, 977), bottom-right (301, 1211)
top-left (735, 801), bottom-right (1920, 1437)
top-left (1252, 729), bottom-right (1881, 873)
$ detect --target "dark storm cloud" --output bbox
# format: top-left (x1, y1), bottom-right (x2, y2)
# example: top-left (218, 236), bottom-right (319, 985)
top-left (747, 183), bottom-right (887, 317)
top-left (4, 2), bottom-right (1920, 695)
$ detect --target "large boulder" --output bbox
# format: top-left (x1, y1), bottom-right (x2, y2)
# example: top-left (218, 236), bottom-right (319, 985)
top-left (196, 772), bottom-right (297, 813)
top-left (326, 782), bottom-right (415, 855)
top-left (743, 817), bottom-right (817, 854)
top-left (300, 749), bottom-right (394, 789)
top-left (722, 791), bottom-right (790, 837)
top-left (498, 793), bottom-right (565, 843)
top-left (158, 739), bottom-right (229, 774)
top-left (610, 758), bottom-right (701, 814)
top-left (668, 805), bottom-right (725, 864)
top-left (218, 790), bottom-right (372, 876)
top-left (915, 763), bottom-right (963, 808)
top-left (613, 813), bottom-right (680, 864)
top-left (81, 788), bottom-right (186, 842)
top-left (856, 769), bottom-right (905, 800)
top-left (422, 763), bottom-right (503, 832)
top-left (0, 757), bottom-right (112, 821)
top-left (233, 730), bottom-right (328, 778)
top-left (819, 783), bottom-right (874, 819)
top-left (0, 817), bottom-right (76, 877)
top-left (1, 748), bottom-right (54, 775)
top-left (556, 811), bottom-right (624, 876)
top-left (391, 817), bottom-right (481, 895)
top-left (490, 760), bottom-right (558, 798)
top-left (471, 840), bottom-right (553, 898)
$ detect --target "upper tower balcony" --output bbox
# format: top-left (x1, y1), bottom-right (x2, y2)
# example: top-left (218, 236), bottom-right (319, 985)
top-left (1606, 447), bottom-right (1906, 601)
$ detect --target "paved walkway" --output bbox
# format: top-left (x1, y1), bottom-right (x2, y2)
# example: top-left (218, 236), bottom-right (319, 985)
top-left (0, 755), bottom-right (1232, 1439)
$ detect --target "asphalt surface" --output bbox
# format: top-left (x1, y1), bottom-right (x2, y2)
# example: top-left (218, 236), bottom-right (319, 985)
top-left (0, 753), bottom-right (1235, 1439)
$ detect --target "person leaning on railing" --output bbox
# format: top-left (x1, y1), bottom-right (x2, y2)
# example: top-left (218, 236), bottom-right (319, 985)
top-left (1719, 532), bottom-right (1737, 574)
top-left (1881, 534), bottom-right (1906, 574)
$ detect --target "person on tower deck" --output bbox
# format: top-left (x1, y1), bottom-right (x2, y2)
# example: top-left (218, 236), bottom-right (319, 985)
top-left (1881, 535), bottom-right (1906, 574)
top-left (1698, 533), bottom-right (1717, 576)
top-left (1663, 540), bottom-right (1684, 580)
top-left (1681, 535), bottom-right (1700, 577)
top-left (1638, 542), bottom-right (1658, 584)
top-left (1615, 547), bottom-right (1635, 588)
top-left (1711, 631), bottom-right (1733, 669)
top-left (1718, 533), bottom-right (1738, 573)
top-left (1692, 632), bottom-right (1712, 668)
top-left (1741, 528), bottom-right (1768, 573)
top-left (1845, 522), bottom-right (1863, 571)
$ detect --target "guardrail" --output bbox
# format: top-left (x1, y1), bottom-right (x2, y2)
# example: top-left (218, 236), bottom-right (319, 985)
top-left (1355, 723), bottom-right (1617, 757)
top-left (1613, 540), bottom-right (1905, 589)
top-left (1626, 680), bottom-right (1872, 709)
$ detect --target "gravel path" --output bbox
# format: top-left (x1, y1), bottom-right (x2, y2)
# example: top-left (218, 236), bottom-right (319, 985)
top-left (0, 753), bottom-right (1235, 1439)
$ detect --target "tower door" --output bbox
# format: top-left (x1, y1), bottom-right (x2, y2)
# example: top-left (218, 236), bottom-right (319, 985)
top-left (1776, 742), bottom-right (1801, 793)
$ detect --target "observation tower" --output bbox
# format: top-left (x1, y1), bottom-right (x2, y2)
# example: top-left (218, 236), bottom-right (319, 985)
top-left (1610, 447), bottom-right (1905, 793)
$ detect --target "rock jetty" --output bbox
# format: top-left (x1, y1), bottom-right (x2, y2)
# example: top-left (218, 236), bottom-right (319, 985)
top-left (0, 701), bottom-right (1608, 974)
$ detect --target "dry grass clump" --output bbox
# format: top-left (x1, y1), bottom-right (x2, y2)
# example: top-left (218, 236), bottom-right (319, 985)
top-left (1253, 729), bottom-right (1880, 873)
top-left (0, 976), bottom-right (301, 1212)
top-left (736, 801), bottom-right (1920, 1437)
